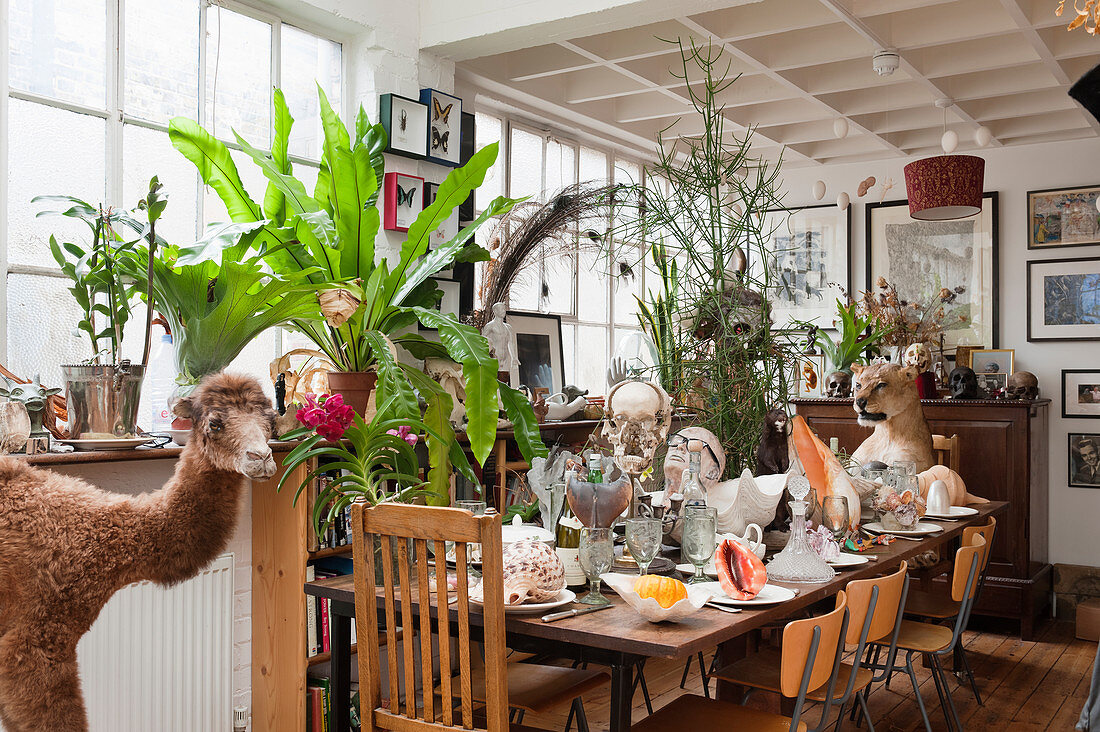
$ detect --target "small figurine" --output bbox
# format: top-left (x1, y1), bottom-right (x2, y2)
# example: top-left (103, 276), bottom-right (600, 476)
top-left (903, 343), bottom-right (938, 399)
top-left (948, 366), bottom-right (979, 399)
top-left (755, 408), bottom-right (790, 476)
top-left (481, 302), bottom-right (519, 376)
top-left (0, 375), bottom-right (61, 441)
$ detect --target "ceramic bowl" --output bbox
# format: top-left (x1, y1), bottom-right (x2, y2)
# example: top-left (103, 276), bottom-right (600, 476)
top-left (167, 429), bottom-right (190, 446)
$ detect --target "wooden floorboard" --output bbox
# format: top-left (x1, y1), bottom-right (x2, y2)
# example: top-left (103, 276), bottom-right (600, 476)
top-left (513, 619), bottom-right (1096, 731)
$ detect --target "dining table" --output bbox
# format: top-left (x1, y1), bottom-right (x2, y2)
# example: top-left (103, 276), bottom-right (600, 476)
top-left (305, 500), bottom-right (1007, 732)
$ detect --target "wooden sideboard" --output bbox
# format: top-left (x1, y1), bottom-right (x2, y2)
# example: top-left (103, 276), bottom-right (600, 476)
top-left (793, 397), bottom-right (1051, 639)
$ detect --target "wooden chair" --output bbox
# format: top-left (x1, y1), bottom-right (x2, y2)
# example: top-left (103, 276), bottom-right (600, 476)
top-left (631, 591), bottom-right (850, 732)
top-left (352, 503), bottom-right (606, 732)
top-left (903, 517), bottom-right (997, 705)
top-left (864, 534), bottom-right (986, 732)
top-left (931, 434), bottom-right (960, 473)
top-left (710, 563), bottom-right (909, 732)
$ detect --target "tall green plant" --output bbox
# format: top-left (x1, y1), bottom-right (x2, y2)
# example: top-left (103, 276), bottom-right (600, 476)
top-left (635, 239), bottom-right (684, 394)
top-left (806, 299), bottom-right (894, 373)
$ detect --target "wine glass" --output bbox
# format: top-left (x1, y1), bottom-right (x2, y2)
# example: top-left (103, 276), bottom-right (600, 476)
top-left (682, 507), bottom-right (717, 585)
top-left (822, 495), bottom-right (850, 542)
top-left (626, 518), bottom-right (661, 576)
top-left (578, 528), bottom-right (614, 605)
top-left (455, 500), bottom-right (487, 576)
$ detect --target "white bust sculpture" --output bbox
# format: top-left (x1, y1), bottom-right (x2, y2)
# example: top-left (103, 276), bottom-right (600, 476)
top-left (663, 427), bottom-right (726, 496)
top-left (481, 302), bottom-right (519, 373)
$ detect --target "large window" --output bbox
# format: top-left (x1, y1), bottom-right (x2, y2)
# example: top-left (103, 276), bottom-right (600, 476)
top-left (3, 0), bottom-right (343, 390)
top-left (473, 112), bottom-right (648, 395)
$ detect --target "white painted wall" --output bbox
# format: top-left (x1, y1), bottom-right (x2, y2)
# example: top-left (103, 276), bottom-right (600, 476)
top-left (775, 137), bottom-right (1100, 567)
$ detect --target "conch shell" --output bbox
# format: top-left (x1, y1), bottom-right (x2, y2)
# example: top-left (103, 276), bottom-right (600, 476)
top-left (471, 540), bottom-right (565, 606)
top-left (917, 465), bottom-right (988, 506)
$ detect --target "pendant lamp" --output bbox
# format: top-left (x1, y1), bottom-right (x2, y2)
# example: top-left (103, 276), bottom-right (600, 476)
top-left (903, 100), bottom-right (985, 221)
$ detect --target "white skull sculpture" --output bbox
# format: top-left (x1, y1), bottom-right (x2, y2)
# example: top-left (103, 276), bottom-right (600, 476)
top-left (602, 380), bottom-right (672, 475)
top-left (903, 342), bottom-right (931, 373)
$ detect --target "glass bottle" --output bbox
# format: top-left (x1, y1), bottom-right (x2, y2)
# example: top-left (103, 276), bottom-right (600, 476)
top-left (587, 453), bottom-right (604, 484)
top-left (681, 451), bottom-right (706, 510)
top-left (555, 471), bottom-right (586, 587)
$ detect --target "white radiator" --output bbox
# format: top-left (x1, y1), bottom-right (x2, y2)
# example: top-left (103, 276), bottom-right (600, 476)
top-left (75, 554), bottom-right (235, 732)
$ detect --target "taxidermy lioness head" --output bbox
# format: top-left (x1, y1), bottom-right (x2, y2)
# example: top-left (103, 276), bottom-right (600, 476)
top-left (850, 362), bottom-right (921, 427)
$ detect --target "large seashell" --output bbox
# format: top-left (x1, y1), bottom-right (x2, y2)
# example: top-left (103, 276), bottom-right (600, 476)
top-left (473, 540), bottom-right (565, 606)
top-left (708, 469), bottom-right (786, 537)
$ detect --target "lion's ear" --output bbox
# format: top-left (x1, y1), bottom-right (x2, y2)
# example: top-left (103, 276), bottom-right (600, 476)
top-left (902, 364), bottom-right (920, 382)
top-left (850, 364), bottom-right (864, 377)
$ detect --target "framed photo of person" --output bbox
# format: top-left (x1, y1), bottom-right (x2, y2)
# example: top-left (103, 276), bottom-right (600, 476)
top-left (383, 172), bottom-right (424, 232)
top-left (420, 88), bottom-right (461, 166)
top-left (1027, 185), bottom-right (1100, 249)
top-left (976, 372), bottom-right (1007, 396)
top-left (969, 348), bottom-right (1014, 376)
top-left (795, 354), bottom-right (826, 398)
top-left (506, 312), bottom-right (565, 396)
top-left (867, 193), bottom-right (999, 350)
top-left (1027, 257), bottom-right (1100, 341)
top-left (1062, 369), bottom-right (1100, 418)
top-left (1069, 433), bottom-right (1100, 488)
top-left (379, 94), bottom-right (428, 159)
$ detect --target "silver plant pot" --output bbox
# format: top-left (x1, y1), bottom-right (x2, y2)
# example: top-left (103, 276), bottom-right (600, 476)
top-left (61, 362), bottom-right (146, 439)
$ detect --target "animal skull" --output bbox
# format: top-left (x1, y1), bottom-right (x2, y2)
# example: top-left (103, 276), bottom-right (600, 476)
top-left (824, 371), bottom-right (852, 399)
top-left (1005, 371), bottom-right (1039, 400)
top-left (904, 342), bottom-right (931, 373)
top-left (602, 380), bottom-right (672, 475)
top-left (948, 367), bottom-right (978, 399)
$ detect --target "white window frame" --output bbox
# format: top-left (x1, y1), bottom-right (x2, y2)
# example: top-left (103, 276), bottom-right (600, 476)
top-left (1, 0), bottom-right (349, 365)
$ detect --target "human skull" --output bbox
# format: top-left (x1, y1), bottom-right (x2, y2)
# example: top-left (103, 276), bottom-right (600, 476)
top-left (948, 367), bottom-right (978, 399)
top-left (904, 342), bottom-right (931, 373)
top-left (1005, 371), bottom-right (1039, 400)
top-left (602, 380), bottom-right (672, 475)
top-left (824, 371), bottom-right (852, 399)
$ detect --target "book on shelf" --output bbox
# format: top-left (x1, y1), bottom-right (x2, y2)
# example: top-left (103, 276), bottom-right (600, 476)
top-left (306, 565), bottom-right (319, 657)
top-left (306, 686), bottom-right (324, 732)
top-left (308, 675), bottom-right (360, 732)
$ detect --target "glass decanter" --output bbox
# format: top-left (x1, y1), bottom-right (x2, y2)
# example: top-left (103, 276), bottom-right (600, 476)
top-left (765, 475), bottom-right (836, 583)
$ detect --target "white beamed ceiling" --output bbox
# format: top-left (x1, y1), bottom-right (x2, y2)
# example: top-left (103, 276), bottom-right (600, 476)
top-left (450, 0), bottom-right (1100, 167)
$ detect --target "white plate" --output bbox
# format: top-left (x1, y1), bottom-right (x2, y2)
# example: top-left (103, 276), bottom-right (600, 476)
top-left (827, 553), bottom-right (870, 568)
top-left (707, 583), bottom-right (798, 607)
top-left (862, 521), bottom-right (943, 537)
top-left (58, 437), bottom-right (151, 451)
top-left (471, 589), bottom-right (575, 615)
top-left (923, 506), bottom-right (979, 520)
top-left (676, 562), bottom-right (719, 578)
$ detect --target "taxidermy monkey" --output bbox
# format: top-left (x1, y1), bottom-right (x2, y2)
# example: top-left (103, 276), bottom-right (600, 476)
top-left (755, 408), bottom-right (791, 476)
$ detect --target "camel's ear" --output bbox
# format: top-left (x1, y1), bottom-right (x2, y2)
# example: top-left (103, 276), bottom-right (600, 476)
top-left (173, 396), bottom-right (195, 420)
top-left (850, 363), bottom-right (864, 377)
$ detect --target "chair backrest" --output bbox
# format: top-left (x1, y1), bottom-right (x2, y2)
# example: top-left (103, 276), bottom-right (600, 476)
top-left (844, 561), bottom-right (909, 646)
top-left (932, 434), bottom-right (961, 472)
top-left (962, 517), bottom-right (996, 572)
top-left (781, 590), bottom-right (849, 699)
top-left (352, 503), bottom-right (509, 732)
top-left (951, 533), bottom-right (986, 604)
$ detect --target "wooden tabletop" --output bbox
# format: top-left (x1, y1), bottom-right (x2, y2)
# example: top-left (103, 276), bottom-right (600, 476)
top-left (306, 501), bottom-right (1007, 660)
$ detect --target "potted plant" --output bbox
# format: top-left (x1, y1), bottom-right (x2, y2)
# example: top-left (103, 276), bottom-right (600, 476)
top-left (168, 87), bottom-right (546, 488)
top-left (805, 299), bottom-right (894, 374)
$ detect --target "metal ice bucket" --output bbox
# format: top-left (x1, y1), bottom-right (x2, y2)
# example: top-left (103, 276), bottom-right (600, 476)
top-left (61, 362), bottom-right (146, 438)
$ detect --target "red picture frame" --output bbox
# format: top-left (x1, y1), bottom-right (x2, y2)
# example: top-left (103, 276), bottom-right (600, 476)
top-left (383, 172), bottom-right (425, 232)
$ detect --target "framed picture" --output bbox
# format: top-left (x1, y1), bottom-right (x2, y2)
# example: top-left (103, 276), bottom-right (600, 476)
top-left (1062, 369), bottom-right (1100, 418)
top-left (1069, 433), bottom-right (1100, 487)
top-left (459, 112), bottom-right (476, 221)
top-left (795, 354), bottom-right (826, 398)
top-left (867, 193), bottom-right (999, 350)
top-left (758, 204), bottom-right (850, 330)
top-left (379, 94), bottom-right (428, 159)
top-left (976, 372), bottom-right (1007, 396)
top-left (383, 172), bottom-right (424, 232)
top-left (420, 88), bottom-right (461, 166)
top-left (506, 312), bottom-right (565, 395)
top-left (1027, 185), bottom-right (1100, 249)
top-left (424, 182), bottom-right (460, 250)
top-left (969, 348), bottom-right (1014, 375)
top-left (1027, 257), bottom-right (1100, 341)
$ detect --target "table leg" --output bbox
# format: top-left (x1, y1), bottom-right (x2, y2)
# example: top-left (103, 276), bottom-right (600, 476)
top-left (331, 602), bottom-right (353, 732)
top-left (609, 655), bottom-right (636, 732)
top-left (714, 635), bottom-right (748, 703)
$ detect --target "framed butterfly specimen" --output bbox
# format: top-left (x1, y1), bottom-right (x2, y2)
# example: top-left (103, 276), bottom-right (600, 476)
top-left (383, 172), bottom-right (425, 232)
top-left (379, 94), bottom-right (428, 159)
top-left (424, 182), bottom-right (461, 266)
top-left (419, 88), bottom-right (462, 166)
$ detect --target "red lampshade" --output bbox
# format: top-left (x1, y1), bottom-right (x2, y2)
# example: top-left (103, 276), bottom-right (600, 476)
top-left (903, 154), bottom-right (985, 221)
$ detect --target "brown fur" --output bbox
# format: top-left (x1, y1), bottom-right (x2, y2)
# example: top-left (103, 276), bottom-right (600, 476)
top-left (850, 363), bottom-right (935, 472)
top-left (0, 372), bottom-right (276, 731)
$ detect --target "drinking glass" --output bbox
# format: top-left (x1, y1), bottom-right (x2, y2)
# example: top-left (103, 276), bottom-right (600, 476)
top-left (821, 495), bottom-right (850, 542)
top-left (456, 499), bottom-right (487, 515)
top-left (626, 518), bottom-right (662, 576)
top-left (682, 508), bottom-right (717, 585)
top-left (863, 467), bottom-right (888, 485)
top-left (578, 528), bottom-right (614, 605)
top-left (455, 500), bottom-right (487, 576)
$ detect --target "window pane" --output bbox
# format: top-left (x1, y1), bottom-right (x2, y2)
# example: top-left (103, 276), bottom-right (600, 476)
top-left (508, 127), bottom-right (543, 201)
top-left (228, 329), bottom-right (277, 401)
top-left (543, 252), bottom-right (575, 316)
top-left (577, 251), bottom-right (608, 322)
top-left (561, 323), bottom-right (576, 387)
top-left (7, 99), bottom-right (106, 266)
top-left (545, 139), bottom-right (576, 195)
top-left (125, 0), bottom-right (200, 123)
top-left (123, 124), bottom-right (199, 244)
top-left (9, 0), bottom-right (107, 108)
top-left (509, 266), bottom-right (540, 312)
top-left (281, 25), bottom-right (342, 160)
top-left (203, 149), bottom-right (268, 226)
top-left (614, 158), bottom-right (641, 186)
top-left (7, 274), bottom-right (87, 389)
top-left (575, 325), bottom-right (607, 395)
top-left (579, 146), bottom-right (607, 184)
top-left (205, 5), bottom-right (271, 146)
top-left (475, 113), bottom-right (503, 209)
top-left (613, 244), bottom-right (643, 326)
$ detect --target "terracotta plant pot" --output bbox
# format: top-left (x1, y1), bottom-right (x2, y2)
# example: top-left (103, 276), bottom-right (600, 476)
top-left (327, 370), bottom-right (378, 417)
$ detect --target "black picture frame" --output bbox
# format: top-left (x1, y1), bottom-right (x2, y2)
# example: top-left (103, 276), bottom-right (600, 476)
top-left (866, 192), bottom-right (999, 349)
top-left (420, 88), bottom-right (461, 166)
top-left (1027, 256), bottom-right (1100, 342)
top-left (506, 311), bottom-right (565, 395)
top-left (459, 111), bottom-right (476, 221)
top-left (1062, 369), bottom-right (1100, 419)
top-left (1068, 432), bottom-right (1100, 488)
top-left (1027, 184), bottom-right (1100, 250)
top-left (379, 93), bottom-right (428, 159)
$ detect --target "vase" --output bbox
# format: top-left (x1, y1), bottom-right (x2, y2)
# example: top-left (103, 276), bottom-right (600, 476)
top-left (327, 370), bottom-right (378, 418)
top-left (60, 363), bottom-right (146, 439)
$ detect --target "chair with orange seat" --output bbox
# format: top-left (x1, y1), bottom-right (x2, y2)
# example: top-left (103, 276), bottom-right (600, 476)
top-left (863, 534), bottom-right (986, 732)
top-left (709, 562), bottom-right (910, 732)
top-left (631, 591), bottom-right (850, 732)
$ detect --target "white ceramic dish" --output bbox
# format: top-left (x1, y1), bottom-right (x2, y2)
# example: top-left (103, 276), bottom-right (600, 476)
top-left (827, 553), bottom-right (870, 568)
top-left (707, 583), bottom-right (797, 607)
top-left (58, 437), bottom-right (150, 452)
top-left (601, 573), bottom-right (713, 623)
top-left (167, 429), bottom-right (190, 446)
top-left (923, 506), bottom-right (979, 520)
top-left (470, 589), bottom-right (575, 615)
top-left (862, 521), bottom-right (943, 537)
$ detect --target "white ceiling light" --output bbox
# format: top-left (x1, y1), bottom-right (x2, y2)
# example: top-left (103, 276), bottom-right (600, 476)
top-left (941, 129), bottom-right (959, 154)
top-left (872, 48), bottom-right (900, 77)
top-left (974, 126), bottom-right (993, 147)
top-left (812, 180), bottom-right (826, 200)
top-left (833, 118), bottom-right (849, 139)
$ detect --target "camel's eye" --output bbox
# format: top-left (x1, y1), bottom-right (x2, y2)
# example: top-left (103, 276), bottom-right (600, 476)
top-left (209, 418), bottom-right (223, 433)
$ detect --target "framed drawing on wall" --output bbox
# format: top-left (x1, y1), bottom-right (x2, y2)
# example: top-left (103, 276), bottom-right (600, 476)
top-left (1062, 369), bottom-right (1100, 419)
top-left (1027, 185), bottom-right (1100, 249)
top-left (867, 193), bottom-right (999, 350)
top-left (1028, 257), bottom-right (1100, 341)
top-left (506, 312), bottom-right (564, 396)
top-left (420, 88), bottom-right (461, 166)
top-left (759, 204), bottom-right (851, 330)
top-left (1069, 433), bottom-right (1100, 488)
top-left (379, 94), bottom-right (428, 159)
